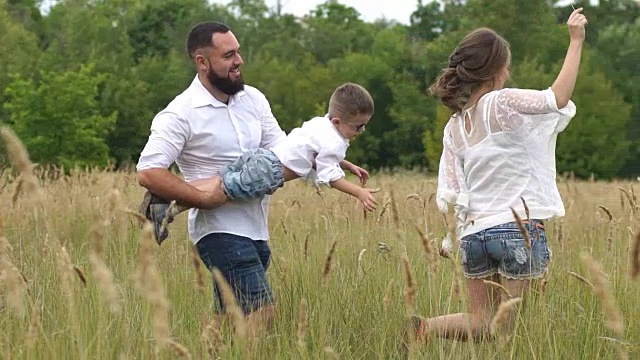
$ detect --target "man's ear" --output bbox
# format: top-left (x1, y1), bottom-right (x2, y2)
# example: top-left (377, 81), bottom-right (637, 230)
top-left (194, 54), bottom-right (208, 72)
top-left (330, 117), bottom-right (341, 126)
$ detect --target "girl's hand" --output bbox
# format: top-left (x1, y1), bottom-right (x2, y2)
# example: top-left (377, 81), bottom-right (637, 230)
top-left (568, 7), bottom-right (588, 42)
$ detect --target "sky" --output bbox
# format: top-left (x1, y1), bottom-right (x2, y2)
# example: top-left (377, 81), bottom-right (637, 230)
top-left (212, 0), bottom-right (425, 24)
top-left (211, 0), bottom-right (599, 25)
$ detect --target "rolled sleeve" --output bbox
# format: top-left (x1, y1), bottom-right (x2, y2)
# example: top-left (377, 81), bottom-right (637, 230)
top-left (315, 145), bottom-right (346, 185)
top-left (495, 87), bottom-right (577, 133)
top-left (136, 111), bottom-right (190, 171)
top-left (543, 88), bottom-right (576, 133)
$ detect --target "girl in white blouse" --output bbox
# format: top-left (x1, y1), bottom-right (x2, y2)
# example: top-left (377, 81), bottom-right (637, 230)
top-left (143, 82), bottom-right (379, 242)
top-left (406, 8), bottom-right (588, 345)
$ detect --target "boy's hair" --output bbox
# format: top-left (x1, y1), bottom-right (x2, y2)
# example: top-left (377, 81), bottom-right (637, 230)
top-left (328, 83), bottom-right (375, 121)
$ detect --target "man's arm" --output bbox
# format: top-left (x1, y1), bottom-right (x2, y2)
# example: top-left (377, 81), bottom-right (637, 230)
top-left (137, 169), bottom-right (220, 209)
top-left (136, 112), bottom-right (223, 209)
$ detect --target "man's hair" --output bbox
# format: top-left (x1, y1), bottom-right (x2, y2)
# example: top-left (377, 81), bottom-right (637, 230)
top-left (328, 83), bottom-right (375, 121)
top-left (186, 21), bottom-right (231, 60)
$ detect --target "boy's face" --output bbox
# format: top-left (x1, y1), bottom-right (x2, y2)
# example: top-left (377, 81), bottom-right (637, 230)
top-left (332, 113), bottom-right (371, 141)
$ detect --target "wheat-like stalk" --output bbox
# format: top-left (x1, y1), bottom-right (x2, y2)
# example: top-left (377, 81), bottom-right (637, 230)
top-left (89, 252), bottom-right (122, 313)
top-left (597, 205), bottom-right (616, 251)
top-left (296, 298), bottom-right (308, 350)
top-left (377, 198), bottom-right (391, 223)
top-left (202, 318), bottom-right (224, 357)
top-left (212, 268), bottom-right (246, 340)
top-left (630, 230), bottom-right (640, 280)
top-left (11, 177), bottom-right (23, 206)
top-left (402, 256), bottom-right (415, 316)
top-left (617, 188), bottom-right (635, 213)
top-left (0, 258), bottom-right (27, 317)
top-left (302, 232), bottom-right (310, 260)
top-left (158, 200), bottom-right (176, 241)
top-left (167, 339), bottom-right (192, 359)
top-left (405, 193), bottom-right (424, 206)
top-left (581, 253), bottom-right (624, 337)
top-left (597, 205), bottom-right (614, 221)
top-left (568, 270), bottom-right (595, 289)
top-left (521, 197), bottom-right (530, 220)
top-left (321, 240), bottom-right (338, 286)
top-left (383, 279), bottom-right (394, 310)
top-left (490, 297), bottom-right (522, 340)
top-left (555, 218), bottom-right (565, 251)
top-left (0, 127), bottom-right (39, 194)
top-left (357, 248), bottom-right (367, 276)
top-left (134, 222), bottom-right (171, 345)
top-left (510, 207), bottom-right (531, 249)
top-left (415, 225), bottom-right (432, 256)
top-left (389, 189), bottom-right (400, 226)
top-left (25, 299), bottom-right (42, 349)
top-left (190, 244), bottom-right (206, 295)
top-left (72, 265), bottom-right (88, 287)
top-left (483, 280), bottom-right (513, 299)
top-left (55, 244), bottom-right (81, 339)
top-left (324, 346), bottom-right (340, 360)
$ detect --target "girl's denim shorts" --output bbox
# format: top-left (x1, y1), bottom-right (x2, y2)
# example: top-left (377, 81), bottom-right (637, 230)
top-left (459, 220), bottom-right (550, 280)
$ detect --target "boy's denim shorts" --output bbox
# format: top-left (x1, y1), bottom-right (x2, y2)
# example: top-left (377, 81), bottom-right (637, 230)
top-left (459, 220), bottom-right (550, 280)
top-left (220, 148), bottom-right (285, 200)
top-left (196, 232), bottom-right (274, 315)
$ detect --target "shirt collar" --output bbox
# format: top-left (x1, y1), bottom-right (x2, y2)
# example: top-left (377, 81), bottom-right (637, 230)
top-left (323, 113), bottom-right (349, 144)
top-left (190, 74), bottom-right (246, 108)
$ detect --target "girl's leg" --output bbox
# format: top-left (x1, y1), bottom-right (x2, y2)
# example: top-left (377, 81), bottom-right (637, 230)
top-left (496, 277), bottom-right (531, 334)
top-left (414, 274), bottom-right (501, 342)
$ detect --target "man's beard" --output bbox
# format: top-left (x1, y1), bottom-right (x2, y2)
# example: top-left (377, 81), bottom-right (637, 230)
top-left (207, 68), bottom-right (244, 96)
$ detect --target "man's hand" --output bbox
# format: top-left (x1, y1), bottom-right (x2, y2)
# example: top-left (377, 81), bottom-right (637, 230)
top-left (190, 176), bottom-right (228, 209)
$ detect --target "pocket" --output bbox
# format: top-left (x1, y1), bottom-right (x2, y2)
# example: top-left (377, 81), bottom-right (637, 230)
top-left (532, 234), bottom-right (551, 265)
top-left (221, 239), bottom-right (260, 270)
top-left (459, 239), bottom-right (471, 266)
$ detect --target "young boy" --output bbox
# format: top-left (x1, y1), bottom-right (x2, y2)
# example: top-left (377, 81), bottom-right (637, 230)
top-left (140, 82), bottom-right (379, 243)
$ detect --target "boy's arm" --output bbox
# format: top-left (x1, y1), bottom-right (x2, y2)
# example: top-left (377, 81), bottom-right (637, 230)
top-left (339, 159), bottom-right (369, 184)
top-left (330, 178), bottom-right (378, 212)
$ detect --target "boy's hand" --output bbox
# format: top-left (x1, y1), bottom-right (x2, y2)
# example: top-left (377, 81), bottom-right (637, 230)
top-left (358, 188), bottom-right (379, 212)
top-left (347, 164), bottom-right (370, 184)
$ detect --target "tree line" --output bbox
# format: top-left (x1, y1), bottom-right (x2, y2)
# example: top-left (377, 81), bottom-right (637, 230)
top-left (0, 0), bottom-right (638, 178)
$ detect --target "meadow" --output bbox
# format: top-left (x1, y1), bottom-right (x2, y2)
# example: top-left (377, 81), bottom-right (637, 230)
top-left (0, 137), bottom-right (638, 359)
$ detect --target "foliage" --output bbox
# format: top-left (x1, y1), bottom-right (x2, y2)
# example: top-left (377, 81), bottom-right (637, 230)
top-left (0, 0), bottom-right (637, 176)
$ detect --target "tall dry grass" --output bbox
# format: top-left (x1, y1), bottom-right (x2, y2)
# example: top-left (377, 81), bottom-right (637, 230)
top-left (0, 158), bottom-right (637, 358)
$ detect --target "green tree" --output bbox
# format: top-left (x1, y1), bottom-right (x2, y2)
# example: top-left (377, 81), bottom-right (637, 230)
top-left (303, 0), bottom-right (376, 64)
top-left (594, 18), bottom-right (640, 176)
top-left (511, 53), bottom-right (631, 179)
top-left (0, 0), bottom-right (40, 120)
top-left (3, 64), bottom-right (116, 168)
top-left (423, 104), bottom-right (452, 172)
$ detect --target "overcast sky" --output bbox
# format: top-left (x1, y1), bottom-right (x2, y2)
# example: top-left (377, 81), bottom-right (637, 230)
top-left (211, 0), bottom-right (597, 25)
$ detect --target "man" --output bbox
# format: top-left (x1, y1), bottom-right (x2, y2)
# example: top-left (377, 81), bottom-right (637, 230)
top-left (136, 21), bottom-right (286, 336)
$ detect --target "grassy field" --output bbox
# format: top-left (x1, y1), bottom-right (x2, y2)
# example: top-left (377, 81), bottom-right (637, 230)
top-left (0, 166), bottom-right (638, 359)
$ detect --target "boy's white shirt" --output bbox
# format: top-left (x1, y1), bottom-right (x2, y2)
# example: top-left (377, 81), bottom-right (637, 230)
top-left (271, 115), bottom-right (349, 186)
